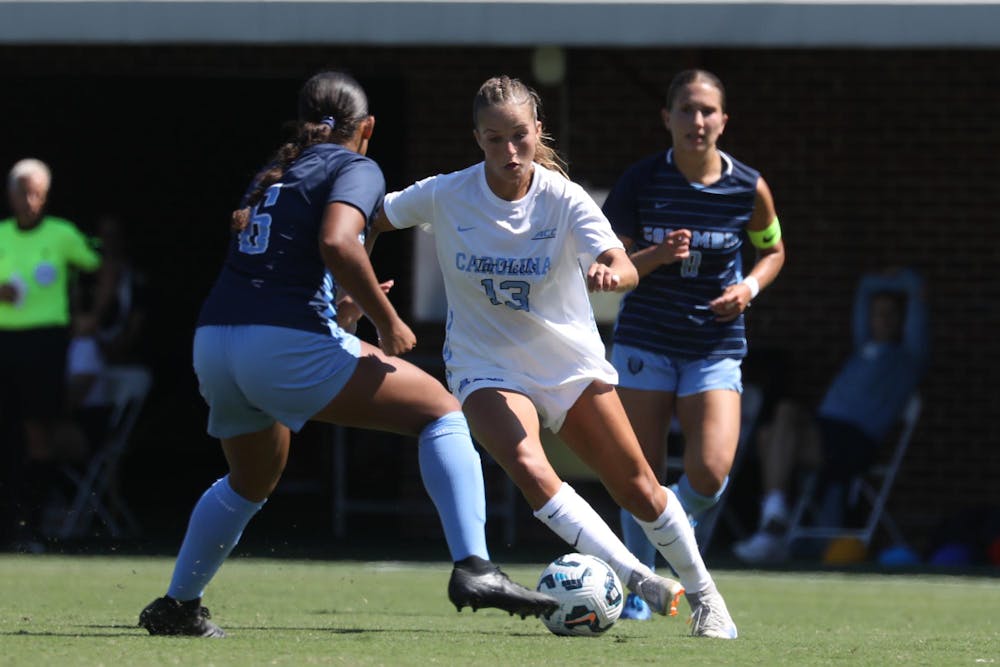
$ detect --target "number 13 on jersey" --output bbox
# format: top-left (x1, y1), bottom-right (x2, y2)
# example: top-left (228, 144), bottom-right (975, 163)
top-left (481, 278), bottom-right (530, 311)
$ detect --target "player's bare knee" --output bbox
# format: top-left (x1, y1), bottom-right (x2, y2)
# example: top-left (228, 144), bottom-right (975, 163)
top-left (227, 457), bottom-right (285, 502)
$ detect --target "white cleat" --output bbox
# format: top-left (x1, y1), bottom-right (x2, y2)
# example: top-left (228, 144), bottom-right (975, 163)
top-left (686, 585), bottom-right (738, 639)
top-left (628, 573), bottom-right (685, 617)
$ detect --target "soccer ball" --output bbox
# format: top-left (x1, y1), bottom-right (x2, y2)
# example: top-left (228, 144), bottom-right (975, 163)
top-left (536, 553), bottom-right (623, 636)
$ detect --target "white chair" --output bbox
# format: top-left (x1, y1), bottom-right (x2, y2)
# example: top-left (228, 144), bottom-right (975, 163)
top-left (58, 365), bottom-right (152, 539)
top-left (783, 393), bottom-right (922, 550)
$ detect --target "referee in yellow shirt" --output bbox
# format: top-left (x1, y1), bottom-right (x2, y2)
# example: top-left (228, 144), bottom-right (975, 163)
top-left (1, 158), bottom-right (101, 550)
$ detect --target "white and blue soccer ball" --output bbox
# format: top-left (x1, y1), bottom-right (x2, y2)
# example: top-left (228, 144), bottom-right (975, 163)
top-left (536, 553), bottom-right (623, 636)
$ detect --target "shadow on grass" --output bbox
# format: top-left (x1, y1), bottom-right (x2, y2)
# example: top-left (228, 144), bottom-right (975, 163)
top-left (3, 625), bottom-right (384, 637)
top-left (4, 622), bottom-right (578, 639)
top-left (4, 624), bottom-right (143, 638)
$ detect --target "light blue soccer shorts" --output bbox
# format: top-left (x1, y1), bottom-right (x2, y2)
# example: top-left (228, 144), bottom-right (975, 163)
top-left (610, 343), bottom-right (742, 396)
top-left (193, 324), bottom-right (362, 438)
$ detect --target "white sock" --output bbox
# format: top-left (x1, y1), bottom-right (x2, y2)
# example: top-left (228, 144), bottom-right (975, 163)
top-left (634, 486), bottom-right (714, 595)
top-left (534, 482), bottom-right (654, 589)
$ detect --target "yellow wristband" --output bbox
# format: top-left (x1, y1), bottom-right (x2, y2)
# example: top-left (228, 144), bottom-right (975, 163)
top-left (747, 217), bottom-right (781, 249)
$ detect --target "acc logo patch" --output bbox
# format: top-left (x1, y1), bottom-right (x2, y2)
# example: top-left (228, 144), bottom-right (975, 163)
top-left (531, 228), bottom-right (557, 240)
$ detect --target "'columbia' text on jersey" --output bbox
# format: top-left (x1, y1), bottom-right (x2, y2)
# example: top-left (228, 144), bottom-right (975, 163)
top-left (603, 149), bottom-right (759, 359)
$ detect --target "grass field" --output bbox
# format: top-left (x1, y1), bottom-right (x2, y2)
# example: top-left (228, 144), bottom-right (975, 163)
top-left (1, 554), bottom-right (997, 666)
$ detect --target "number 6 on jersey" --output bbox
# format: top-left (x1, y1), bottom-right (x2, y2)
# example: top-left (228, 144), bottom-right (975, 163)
top-left (238, 184), bottom-right (281, 255)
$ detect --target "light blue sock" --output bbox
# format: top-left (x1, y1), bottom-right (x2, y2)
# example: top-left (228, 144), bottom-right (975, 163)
top-left (166, 475), bottom-right (265, 601)
top-left (418, 411), bottom-right (489, 562)
top-left (674, 474), bottom-right (729, 520)
top-left (619, 508), bottom-right (657, 570)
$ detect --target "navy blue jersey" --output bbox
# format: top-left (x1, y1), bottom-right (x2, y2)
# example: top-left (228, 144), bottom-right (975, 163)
top-left (604, 149), bottom-right (759, 359)
top-left (197, 143), bottom-right (385, 334)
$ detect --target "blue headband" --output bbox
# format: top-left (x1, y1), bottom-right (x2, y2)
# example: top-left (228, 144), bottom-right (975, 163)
top-left (320, 116), bottom-right (336, 129)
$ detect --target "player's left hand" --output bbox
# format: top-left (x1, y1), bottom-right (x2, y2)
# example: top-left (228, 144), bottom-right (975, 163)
top-left (709, 283), bottom-right (752, 322)
top-left (586, 263), bottom-right (621, 292)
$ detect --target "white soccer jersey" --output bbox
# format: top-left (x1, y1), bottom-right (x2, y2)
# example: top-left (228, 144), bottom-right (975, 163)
top-left (384, 162), bottom-right (622, 395)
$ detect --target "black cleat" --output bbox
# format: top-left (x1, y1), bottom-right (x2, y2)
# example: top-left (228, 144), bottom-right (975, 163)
top-left (447, 556), bottom-right (559, 619)
top-left (138, 596), bottom-right (226, 637)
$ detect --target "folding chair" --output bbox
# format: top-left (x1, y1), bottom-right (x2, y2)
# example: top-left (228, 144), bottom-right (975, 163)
top-left (59, 365), bottom-right (152, 539)
top-left (783, 393), bottom-right (922, 551)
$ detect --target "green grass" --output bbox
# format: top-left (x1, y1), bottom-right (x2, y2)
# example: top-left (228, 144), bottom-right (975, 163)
top-left (0, 555), bottom-right (997, 666)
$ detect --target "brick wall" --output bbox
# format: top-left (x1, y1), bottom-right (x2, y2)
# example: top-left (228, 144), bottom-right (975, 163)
top-left (386, 47), bottom-right (1000, 539)
top-left (402, 48), bottom-right (1000, 541)
top-left (1, 45), bottom-right (996, 547)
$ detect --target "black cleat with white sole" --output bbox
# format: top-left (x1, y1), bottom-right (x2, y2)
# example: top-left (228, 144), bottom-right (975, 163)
top-left (448, 556), bottom-right (559, 619)
top-left (138, 596), bottom-right (226, 637)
